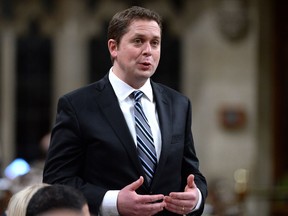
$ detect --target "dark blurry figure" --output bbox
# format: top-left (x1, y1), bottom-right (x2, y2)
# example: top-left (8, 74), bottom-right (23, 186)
top-left (16, 17), bottom-right (52, 162)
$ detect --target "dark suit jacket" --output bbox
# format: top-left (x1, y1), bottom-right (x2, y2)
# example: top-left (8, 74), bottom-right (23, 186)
top-left (43, 75), bottom-right (207, 215)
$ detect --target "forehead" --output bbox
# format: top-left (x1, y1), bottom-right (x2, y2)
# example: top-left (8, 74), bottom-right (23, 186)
top-left (127, 19), bottom-right (161, 37)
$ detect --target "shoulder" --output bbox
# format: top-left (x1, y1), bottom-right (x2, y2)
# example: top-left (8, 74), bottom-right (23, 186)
top-left (60, 75), bottom-right (110, 101)
top-left (152, 81), bottom-right (190, 103)
top-left (56, 75), bottom-right (111, 110)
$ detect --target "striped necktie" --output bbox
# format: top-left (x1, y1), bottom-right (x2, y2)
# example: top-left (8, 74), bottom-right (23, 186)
top-left (133, 90), bottom-right (157, 186)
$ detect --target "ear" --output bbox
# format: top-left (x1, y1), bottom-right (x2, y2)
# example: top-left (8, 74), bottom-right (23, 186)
top-left (108, 39), bottom-right (117, 58)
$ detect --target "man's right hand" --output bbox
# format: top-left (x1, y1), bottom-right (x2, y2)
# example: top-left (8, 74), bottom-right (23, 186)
top-left (117, 176), bottom-right (166, 216)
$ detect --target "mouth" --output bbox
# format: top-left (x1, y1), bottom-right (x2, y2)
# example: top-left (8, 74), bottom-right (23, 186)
top-left (139, 62), bottom-right (152, 70)
top-left (140, 62), bottom-right (151, 66)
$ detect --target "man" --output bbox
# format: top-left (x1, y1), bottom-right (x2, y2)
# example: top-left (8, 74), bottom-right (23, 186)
top-left (43, 6), bottom-right (207, 216)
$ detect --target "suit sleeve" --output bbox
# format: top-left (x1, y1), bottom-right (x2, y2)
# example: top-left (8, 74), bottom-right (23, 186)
top-left (182, 99), bottom-right (208, 216)
top-left (43, 96), bottom-right (106, 214)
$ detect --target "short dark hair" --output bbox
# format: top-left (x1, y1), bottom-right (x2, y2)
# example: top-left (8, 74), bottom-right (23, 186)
top-left (26, 184), bottom-right (87, 216)
top-left (108, 6), bottom-right (162, 44)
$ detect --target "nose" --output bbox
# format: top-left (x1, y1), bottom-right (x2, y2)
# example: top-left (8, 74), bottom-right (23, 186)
top-left (142, 42), bottom-right (152, 55)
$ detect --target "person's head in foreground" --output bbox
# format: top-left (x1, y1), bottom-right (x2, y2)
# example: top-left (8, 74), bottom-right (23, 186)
top-left (7, 184), bottom-right (90, 216)
top-left (6, 183), bottom-right (49, 216)
top-left (26, 184), bottom-right (90, 216)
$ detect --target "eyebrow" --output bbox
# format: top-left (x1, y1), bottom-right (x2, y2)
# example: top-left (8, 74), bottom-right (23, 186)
top-left (133, 33), bottom-right (161, 40)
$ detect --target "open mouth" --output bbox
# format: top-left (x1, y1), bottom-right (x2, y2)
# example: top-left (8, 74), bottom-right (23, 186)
top-left (141, 62), bottom-right (151, 66)
top-left (139, 62), bottom-right (152, 70)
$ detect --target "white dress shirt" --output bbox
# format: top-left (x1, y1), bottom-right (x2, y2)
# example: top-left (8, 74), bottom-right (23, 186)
top-left (99, 68), bottom-right (161, 216)
top-left (108, 69), bottom-right (162, 159)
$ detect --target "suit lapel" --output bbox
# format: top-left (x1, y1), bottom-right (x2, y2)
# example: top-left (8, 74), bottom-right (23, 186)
top-left (93, 76), bottom-right (144, 176)
top-left (150, 82), bottom-right (173, 188)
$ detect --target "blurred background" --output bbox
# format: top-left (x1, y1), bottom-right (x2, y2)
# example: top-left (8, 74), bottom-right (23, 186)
top-left (0, 0), bottom-right (287, 215)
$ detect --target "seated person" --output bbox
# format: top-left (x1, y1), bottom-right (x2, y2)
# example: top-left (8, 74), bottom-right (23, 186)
top-left (26, 184), bottom-right (90, 216)
top-left (6, 183), bottom-right (49, 216)
top-left (6, 184), bottom-right (90, 216)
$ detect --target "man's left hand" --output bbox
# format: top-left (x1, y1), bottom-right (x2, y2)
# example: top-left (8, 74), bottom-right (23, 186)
top-left (164, 174), bottom-right (199, 215)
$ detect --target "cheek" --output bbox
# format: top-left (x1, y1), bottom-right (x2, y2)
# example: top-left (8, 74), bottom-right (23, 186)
top-left (154, 49), bottom-right (160, 57)
top-left (124, 49), bottom-right (141, 61)
top-left (154, 51), bottom-right (161, 62)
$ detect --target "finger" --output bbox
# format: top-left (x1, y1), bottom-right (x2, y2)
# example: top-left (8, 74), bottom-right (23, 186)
top-left (164, 201), bottom-right (188, 215)
top-left (136, 200), bottom-right (166, 215)
top-left (128, 176), bottom-right (144, 191)
top-left (164, 197), bottom-right (193, 215)
top-left (140, 194), bottom-right (165, 204)
top-left (187, 174), bottom-right (197, 188)
top-left (164, 195), bottom-right (192, 205)
top-left (145, 200), bottom-right (166, 214)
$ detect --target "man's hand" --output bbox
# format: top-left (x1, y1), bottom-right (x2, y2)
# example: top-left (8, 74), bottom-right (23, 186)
top-left (117, 176), bottom-right (166, 216)
top-left (164, 174), bottom-right (199, 215)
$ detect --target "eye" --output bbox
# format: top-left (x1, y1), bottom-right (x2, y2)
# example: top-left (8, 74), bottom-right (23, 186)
top-left (134, 38), bottom-right (143, 45)
top-left (151, 40), bottom-right (160, 48)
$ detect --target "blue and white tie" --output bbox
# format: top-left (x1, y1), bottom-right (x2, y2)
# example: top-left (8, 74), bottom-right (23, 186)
top-left (133, 90), bottom-right (157, 186)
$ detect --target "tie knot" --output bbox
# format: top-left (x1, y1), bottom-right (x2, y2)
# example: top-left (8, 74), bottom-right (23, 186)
top-left (133, 90), bottom-right (144, 102)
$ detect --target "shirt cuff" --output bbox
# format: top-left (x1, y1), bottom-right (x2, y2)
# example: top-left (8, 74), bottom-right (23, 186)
top-left (99, 190), bottom-right (120, 216)
top-left (191, 188), bottom-right (202, 212)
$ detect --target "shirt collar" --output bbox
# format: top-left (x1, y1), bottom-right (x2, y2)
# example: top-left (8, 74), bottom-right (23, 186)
top-left (108, 67), bottom-right (153, 102)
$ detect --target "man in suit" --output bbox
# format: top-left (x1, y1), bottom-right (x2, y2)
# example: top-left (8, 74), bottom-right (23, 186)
top-left (43, 6), bottom-right (207, 216)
